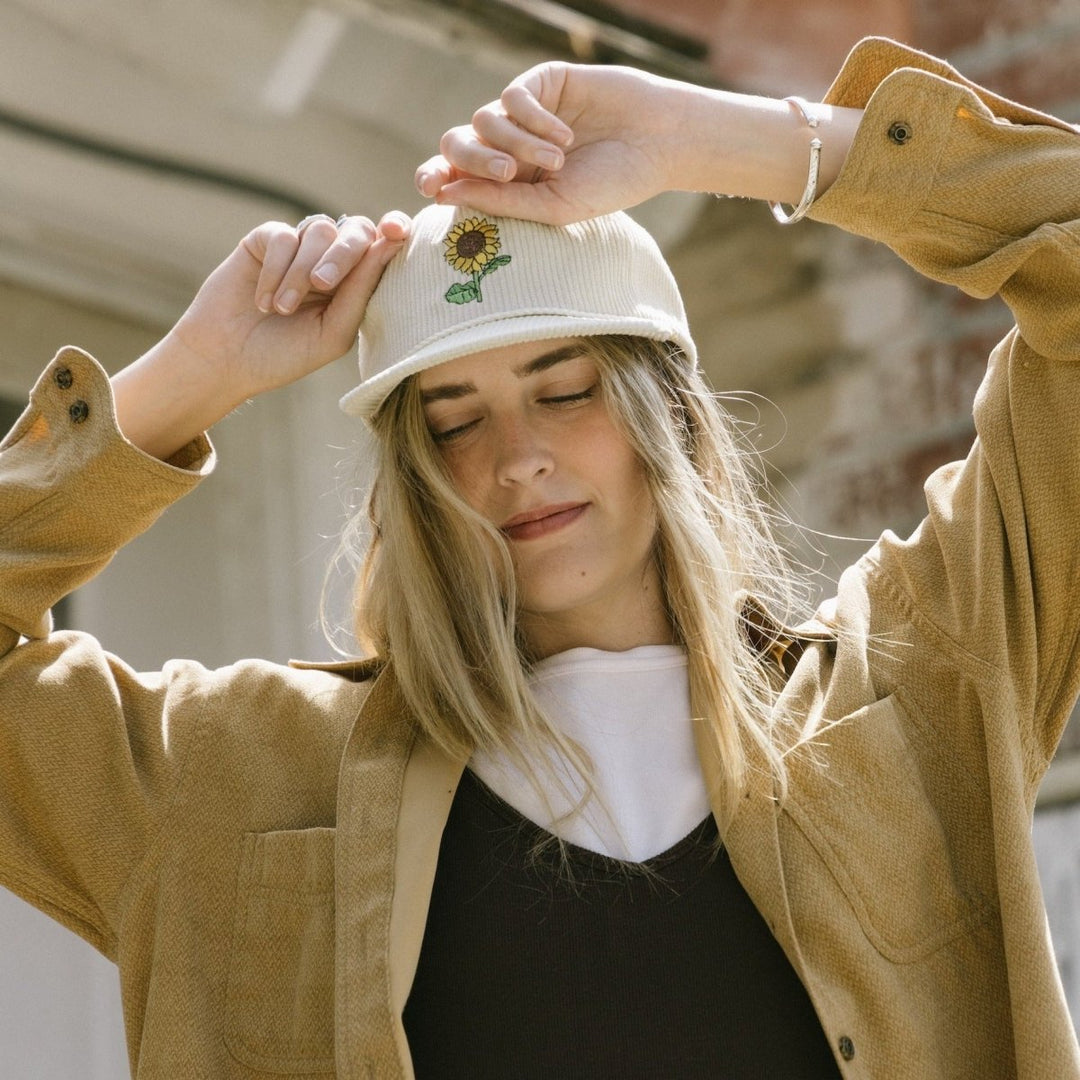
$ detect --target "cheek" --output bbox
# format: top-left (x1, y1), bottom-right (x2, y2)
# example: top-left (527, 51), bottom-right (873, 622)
top-left (598, 433), bottom-right (652, 506)
top-left (439, 447), bottom-right (487, 512)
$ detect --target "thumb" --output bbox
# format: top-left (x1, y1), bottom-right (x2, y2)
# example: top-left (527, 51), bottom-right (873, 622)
top-left (435, 179), bottom-right (576, 225)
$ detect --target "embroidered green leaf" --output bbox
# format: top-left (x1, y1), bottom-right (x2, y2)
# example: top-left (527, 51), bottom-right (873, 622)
top-left (479, 255), bottom-right (512, 278)
top-left (445, 281), bottom-right (479, 305)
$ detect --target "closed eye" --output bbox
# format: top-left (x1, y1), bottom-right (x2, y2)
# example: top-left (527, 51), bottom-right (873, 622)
top-left (429, 385), bottom-right (598, 444)
top-left (430, 418), bottom-right (479, 444)
top-left (540, 386), bottom-right (597, 407)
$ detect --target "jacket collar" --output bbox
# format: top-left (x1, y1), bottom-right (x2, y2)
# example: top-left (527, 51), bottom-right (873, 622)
top-left (333, 662), bottom-right (463, 1080)
top-left (334, 663), bottom-right (415, 1079)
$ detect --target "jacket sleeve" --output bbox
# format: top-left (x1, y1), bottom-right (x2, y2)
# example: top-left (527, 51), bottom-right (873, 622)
top-left (810, 39), bottom-right (1080, 777)
top-left (0, 347), bottom-right (214, 956)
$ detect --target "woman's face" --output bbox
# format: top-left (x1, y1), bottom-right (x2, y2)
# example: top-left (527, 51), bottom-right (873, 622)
top-left (418, 338), bottom-right (672, 657)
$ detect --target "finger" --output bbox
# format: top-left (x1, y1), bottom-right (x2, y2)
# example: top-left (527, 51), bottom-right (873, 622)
top-left (247, 223), bottom-right (302, 314)
top-left (500, 72), bottom-right (574, 146)
top-left (416, 154), bottom-right (472, 198)
top-left (435, 123), bottom-right (523, 184)
top-left (375, 209), bottom-right (411, 243)
top-left (321, 230), bottom-right (408, 351)
top-left (309, 215), bottom-right (377, 290)
top-left (270, 217), bottom-right (342, 313)
top-left (435, 177), bottom-right (575, 226)
top-left (471, 106), bottom-right (565, 173)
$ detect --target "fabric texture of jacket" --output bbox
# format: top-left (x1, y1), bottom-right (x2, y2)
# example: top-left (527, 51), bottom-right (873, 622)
top-left (1, 37), bottom-right (1079, 1079)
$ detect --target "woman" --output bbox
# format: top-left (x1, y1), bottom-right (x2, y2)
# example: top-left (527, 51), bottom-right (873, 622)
top-left (1, 34), bottom-right (1078, 1079)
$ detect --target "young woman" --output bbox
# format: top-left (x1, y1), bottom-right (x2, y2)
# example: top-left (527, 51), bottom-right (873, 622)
top-left (1, 35), bottom-right (1078, 1079)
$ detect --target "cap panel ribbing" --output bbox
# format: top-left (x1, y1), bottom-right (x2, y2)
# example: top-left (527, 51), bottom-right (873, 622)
top-left (341, 205), bottom-right (695, 419)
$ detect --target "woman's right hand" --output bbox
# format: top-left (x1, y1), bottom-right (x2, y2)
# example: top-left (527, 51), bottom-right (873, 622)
top-left (112, 211), bottom-right (409, 460)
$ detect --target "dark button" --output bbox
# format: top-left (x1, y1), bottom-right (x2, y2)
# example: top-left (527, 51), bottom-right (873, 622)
top-left (888, 121), bottom-right (912, 144)
top-left (838, 1035), bottom-right (856, 1061)
top-left (54, 366), bottom-right (74, 390)
top-left (69, 400), bottom-right (90, 424)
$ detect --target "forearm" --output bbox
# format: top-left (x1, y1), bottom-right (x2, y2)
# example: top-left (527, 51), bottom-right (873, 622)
top-left (111, 333), bottom-right (238, 461)
top-left (662, 82), bottom-right (863, 206)
top-left (423, 62), bottom-right (863, 223)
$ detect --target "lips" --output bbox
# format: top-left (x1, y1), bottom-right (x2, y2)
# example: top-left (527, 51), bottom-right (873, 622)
top-left (500, 502), bottom-right (588, 541)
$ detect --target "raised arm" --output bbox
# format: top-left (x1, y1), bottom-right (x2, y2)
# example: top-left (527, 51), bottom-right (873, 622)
top-left (0, 208), bottom-right (408, 951)
top-left (415, 61), bottom-right (864, 224)
top-left (112, 211), bottom-right (409, 460)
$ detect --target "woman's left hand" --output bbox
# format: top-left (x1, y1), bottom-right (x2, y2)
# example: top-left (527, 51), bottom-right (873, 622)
top-left (415, 62), bottom-right (687, 225)
top-left (415, 61), bottom-right (864, 227)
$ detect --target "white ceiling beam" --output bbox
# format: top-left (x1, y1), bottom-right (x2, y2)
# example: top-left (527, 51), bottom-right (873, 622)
top-left (261, 7), bottom-right (350, 116)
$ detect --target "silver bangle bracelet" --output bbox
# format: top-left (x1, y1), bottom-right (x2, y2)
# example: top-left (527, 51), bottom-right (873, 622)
top-left (769, 96), bottom-right (823, 226)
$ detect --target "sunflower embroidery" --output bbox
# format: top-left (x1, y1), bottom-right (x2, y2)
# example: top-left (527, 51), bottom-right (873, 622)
top-left (442, 217), bottom-right (511, 304)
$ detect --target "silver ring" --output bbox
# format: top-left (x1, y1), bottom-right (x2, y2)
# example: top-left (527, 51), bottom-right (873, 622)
top-left (335, 213), bottom-right (350, 227)
top-left (296, 213), bottom-right (336, 235)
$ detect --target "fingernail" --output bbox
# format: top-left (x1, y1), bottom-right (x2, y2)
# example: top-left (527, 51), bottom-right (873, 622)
top-left (489, 157), bottom-right (511, 180)
top-left (552, 125), bottom-right (573, 147)
top-left (536, 148), bottom-right (563, 170)
top-left (276, 289), bottom-right (299, 314)
top-left (312, 263), bottom-right (339, 287)
top-left (257, 293), bottom-right (274, 313)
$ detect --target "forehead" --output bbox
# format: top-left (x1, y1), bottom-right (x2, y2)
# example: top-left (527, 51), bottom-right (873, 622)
top-left (416, 337), bottom-right (589, 392)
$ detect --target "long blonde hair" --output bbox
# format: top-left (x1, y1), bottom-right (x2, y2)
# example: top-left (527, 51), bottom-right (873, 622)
top-left (341, 335), bottom-right (806, 827)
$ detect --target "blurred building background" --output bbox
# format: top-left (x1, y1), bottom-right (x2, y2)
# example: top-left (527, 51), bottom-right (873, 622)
top-left (1, 0), bottom-right (1078, 1074)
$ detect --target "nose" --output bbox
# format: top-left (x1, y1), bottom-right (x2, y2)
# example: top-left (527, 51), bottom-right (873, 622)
top-left (492, 412), bottom-right (554, 486)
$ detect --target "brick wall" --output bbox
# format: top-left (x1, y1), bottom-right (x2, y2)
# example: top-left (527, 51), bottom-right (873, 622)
top-left (607, 0), bottom-right (1080, 107)
top-left (917, 0), bottom-right (1080, 111)
top-left (656, 1), bottom-right (1080, 757)
top-left (646, 0), bottom-right (1080, 1023)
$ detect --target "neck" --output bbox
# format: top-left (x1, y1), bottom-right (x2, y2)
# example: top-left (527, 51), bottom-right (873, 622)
top-left (520, 588), bottom-right (675, 660)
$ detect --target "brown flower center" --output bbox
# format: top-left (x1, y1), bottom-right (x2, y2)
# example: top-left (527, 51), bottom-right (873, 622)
top-left (455, 230), bottom-right (487, 258)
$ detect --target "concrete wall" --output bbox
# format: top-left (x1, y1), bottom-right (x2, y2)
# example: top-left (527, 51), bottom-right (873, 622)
top-left (1, 0), bottom-right (1079, 1071)
top-left (0, 279), bottom-right (373, 1076)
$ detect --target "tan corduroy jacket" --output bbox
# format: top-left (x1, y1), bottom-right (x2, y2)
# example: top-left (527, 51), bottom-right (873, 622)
top-left (2, 37), bottom-right (1080, 1080)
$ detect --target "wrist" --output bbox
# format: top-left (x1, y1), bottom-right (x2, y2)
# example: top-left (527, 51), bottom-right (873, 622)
top-left (671, 86), bottom-right (862, 207)
top-left (111, 332), bottom-right (237, 460)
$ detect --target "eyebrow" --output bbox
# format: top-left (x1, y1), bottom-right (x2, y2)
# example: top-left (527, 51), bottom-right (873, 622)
top-left (419, 345), bottom-right (588, 404)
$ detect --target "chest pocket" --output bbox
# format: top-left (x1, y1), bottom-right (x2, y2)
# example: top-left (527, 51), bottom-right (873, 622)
top-left (225, 828), bottom-right (336, 1075)
top-left (785, 695), bottom-right (991, 963)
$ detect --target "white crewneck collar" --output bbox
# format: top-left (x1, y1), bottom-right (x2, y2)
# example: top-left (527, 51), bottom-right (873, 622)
top-left (469, 644), bottom-right (712, 862)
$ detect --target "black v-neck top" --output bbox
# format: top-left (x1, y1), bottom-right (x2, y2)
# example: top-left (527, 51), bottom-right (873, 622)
top-left (403, 768), bottom-right (842, 1079)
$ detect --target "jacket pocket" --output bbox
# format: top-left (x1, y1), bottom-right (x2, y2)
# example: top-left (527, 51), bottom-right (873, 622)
top-left (785, 695), bottom-right (990, 963)
top-left (225, 828), bottom-right (336, 1075)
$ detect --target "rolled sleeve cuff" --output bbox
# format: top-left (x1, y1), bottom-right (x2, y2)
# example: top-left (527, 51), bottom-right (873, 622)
top-left (10, 346), bottom-right (215, 480)
top-left (808, 37), bottom-right (1079, 244)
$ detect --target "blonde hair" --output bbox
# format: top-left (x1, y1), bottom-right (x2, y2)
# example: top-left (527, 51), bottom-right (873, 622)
top-left (340, 335), bottom-right (806, 828)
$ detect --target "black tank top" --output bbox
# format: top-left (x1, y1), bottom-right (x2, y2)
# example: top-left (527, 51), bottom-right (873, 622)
top-left (403, 768), bottom-right (842, 1079)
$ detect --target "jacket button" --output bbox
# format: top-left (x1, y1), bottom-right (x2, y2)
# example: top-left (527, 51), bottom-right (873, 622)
top-left (888, 121), bottom-right (912, 144)
top-left (69, 400), bottom-right (90, 424)
top-left (55, 367), bottom-right (74, 390)
top-left (838, 1035), bottom-right (856, 1061)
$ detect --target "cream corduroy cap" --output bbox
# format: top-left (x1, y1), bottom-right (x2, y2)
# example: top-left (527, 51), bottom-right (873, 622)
top-left (339, 203), bottom-right (696, 419)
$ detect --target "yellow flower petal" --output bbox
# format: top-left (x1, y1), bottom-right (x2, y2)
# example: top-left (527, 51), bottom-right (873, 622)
top-left (443, 218), bottom-right (502, 275)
